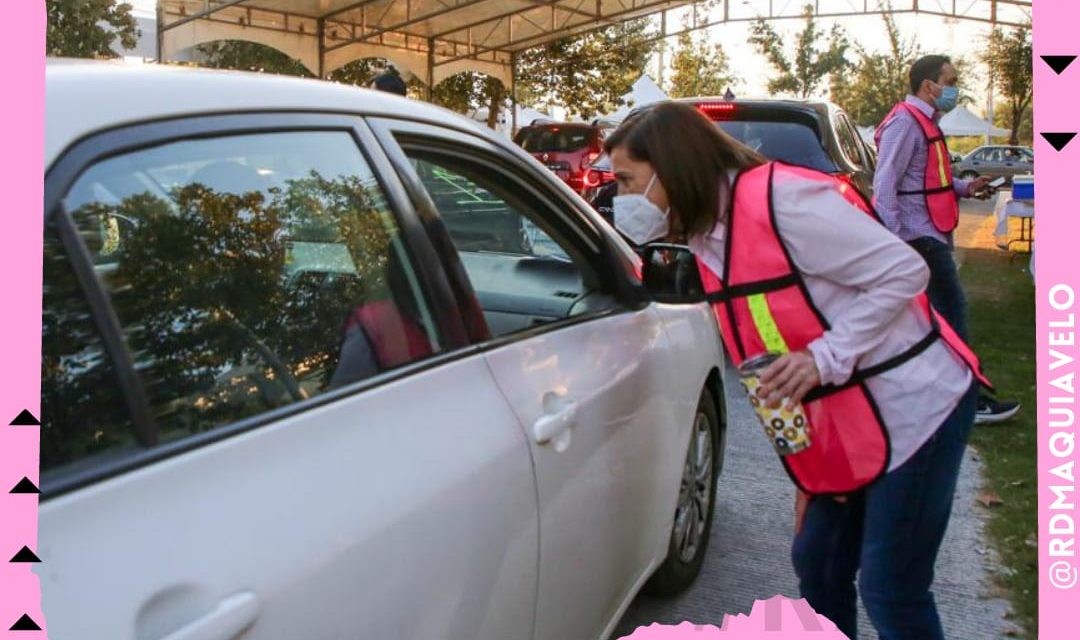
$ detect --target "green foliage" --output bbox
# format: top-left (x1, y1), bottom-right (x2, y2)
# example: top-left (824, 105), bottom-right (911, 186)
top-left (829, 11), bottom-right (918, 126)
top-left (981, 24), bottom-right (1033, 145)
top-left (197, 40), bottom-right (314, 76)
top-left (749, 4), bottom-right (848, 99)
top-left (47, 0), bottom-right (140, 58)
top-left (516, 19), bottom-right (658, 119)
top-left (668, 29), bottom-right (736, 98)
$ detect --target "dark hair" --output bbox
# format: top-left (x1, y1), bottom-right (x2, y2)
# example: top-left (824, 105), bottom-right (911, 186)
top-left (909, 55), bottom-right (952, 95)
top-left (603, 102), bottom-right (766, 239)
top-left (371, 71), bottom-right (408, 96)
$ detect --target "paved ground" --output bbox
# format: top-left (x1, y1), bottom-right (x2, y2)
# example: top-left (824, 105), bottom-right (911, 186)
top-left (613, 201), bottom-right (1016, 639)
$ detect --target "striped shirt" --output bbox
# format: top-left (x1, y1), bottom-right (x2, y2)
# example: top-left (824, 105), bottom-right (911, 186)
top-left (873, 96), bottom-right (972, 245)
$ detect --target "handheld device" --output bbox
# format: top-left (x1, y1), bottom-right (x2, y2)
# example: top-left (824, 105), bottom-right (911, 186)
top-left (989, 176), bottom-right (1007, 188)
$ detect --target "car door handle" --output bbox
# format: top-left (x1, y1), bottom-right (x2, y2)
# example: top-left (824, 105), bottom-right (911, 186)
top-left (158, 591), bottom-right (260, 640)
top-left (533, 402), bottom-right (578, 445)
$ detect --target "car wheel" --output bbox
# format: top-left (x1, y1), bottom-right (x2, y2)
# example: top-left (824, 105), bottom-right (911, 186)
top-left (644, 387), bottom-right (721, 596)
top-left (960, 170), bottom-right (978, 180)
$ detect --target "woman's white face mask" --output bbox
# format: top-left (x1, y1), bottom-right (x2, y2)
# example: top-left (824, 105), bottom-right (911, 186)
top-left (613, 173), bottom-right (670, 245)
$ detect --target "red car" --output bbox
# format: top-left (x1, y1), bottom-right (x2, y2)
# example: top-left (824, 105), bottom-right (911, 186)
top-left (514, 123), bottom-right (611, 194)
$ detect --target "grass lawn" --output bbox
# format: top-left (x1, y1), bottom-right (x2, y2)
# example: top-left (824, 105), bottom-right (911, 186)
top-left (960, 247), bottom-right (1037, 637)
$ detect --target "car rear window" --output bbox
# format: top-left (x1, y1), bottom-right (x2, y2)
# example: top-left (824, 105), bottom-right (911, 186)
top-left (710, 110), bottom-right (837, 173)
top-left (517, 126), bottom-right (594, 153)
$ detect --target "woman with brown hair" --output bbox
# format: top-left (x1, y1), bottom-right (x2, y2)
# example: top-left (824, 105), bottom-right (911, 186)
top-left (604, 102), bottom-right (985, 640)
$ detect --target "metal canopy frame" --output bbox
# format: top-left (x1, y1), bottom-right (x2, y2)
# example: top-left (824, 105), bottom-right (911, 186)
top-left (158, 0), bottom-right (1031, 89)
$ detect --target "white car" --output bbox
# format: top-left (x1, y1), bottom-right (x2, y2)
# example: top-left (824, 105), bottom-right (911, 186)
top-left (38, 61), bottom-right (728, 640)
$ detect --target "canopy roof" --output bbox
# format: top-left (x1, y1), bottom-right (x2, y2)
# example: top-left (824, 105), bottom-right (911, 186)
top-left (159, 1), bottom-right (1031, 90)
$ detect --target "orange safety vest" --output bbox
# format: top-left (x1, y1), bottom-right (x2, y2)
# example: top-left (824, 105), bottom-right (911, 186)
top-left (875, 102), bottom-right (960, 233)
top-left (698, 161), bottom-right (991, 496)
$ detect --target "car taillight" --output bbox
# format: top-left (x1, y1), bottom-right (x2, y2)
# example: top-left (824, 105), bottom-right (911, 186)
top-left (696, 102), bottom-right (737, 120)
top-left (584, 169), bottom-right (615, 189)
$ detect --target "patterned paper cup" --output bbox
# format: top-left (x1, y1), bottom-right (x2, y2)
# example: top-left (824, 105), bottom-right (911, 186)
top-left (738, 353), bottom-right (812, 456)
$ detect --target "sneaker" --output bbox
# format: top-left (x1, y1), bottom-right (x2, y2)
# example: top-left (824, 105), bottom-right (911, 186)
top-left (975, 396), bottom-right (1021, 424)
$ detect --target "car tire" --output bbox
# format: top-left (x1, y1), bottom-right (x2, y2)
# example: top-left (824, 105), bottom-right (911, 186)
top-left (644, 387), bottom-right (722, 597)
top-left (961, 170), bottom-right (978, 180)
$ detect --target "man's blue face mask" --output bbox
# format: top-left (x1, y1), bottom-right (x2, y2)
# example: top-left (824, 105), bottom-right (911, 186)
top-left (933, 83), bottom-right (959, 112)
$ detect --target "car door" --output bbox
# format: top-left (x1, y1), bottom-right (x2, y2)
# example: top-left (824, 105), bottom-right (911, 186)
top-left (38, 115), bottom-right (538, 640)
top-left (368, 119), bottom-right (693, 640)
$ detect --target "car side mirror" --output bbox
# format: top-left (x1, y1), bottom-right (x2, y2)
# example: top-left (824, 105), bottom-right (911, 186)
top-left (639, 243), bottom-right (706, 304)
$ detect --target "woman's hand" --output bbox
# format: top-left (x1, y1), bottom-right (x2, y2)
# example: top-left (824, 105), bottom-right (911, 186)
top-left (759, 349), bottom-right (821, 410)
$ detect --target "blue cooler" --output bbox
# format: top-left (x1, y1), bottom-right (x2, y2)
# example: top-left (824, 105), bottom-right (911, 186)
top-left (1012, 175), bottom-right (1034, 201)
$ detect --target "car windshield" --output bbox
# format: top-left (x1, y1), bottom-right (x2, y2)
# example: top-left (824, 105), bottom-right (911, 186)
top-left (518, 126), bottom-right (593, 153)
top-left (715, 118), bottom-right (837, 173)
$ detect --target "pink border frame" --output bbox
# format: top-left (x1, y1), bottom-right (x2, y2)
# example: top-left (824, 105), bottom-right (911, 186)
top-left (1, 0), bottom-right (45, 637)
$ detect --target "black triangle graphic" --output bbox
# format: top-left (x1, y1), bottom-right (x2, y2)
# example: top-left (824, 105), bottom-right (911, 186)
top-left (10, 410), bottom-right (40, 426)
top-left (1042, 132), bottom-right (1077, 151)
top-left (9, 614), bottom-right (41, 631)
top-left (10, 547), bottom-right (41, 563)
top-left (10, 477), bottom-right (40, 494)
top-left (1042, 55), bottom-right (1077, 75)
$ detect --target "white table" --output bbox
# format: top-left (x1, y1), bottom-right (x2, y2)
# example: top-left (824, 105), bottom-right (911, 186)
top-left (992, 191), bottom-right (1035, 253)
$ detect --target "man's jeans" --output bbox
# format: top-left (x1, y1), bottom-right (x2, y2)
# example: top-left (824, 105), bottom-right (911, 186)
top-left (908, 236), bottom-right (969, 342)
top-left (791, 384), bottom-right (978, 639)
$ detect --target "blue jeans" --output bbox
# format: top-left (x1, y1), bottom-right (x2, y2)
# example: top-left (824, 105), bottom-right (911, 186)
top-left (908, 237), bottom-right (969, 342)
top-left (791, 384), bottom-right (978, 639)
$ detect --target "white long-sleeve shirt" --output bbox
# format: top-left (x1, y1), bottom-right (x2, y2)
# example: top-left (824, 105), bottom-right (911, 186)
top-left (690, 173), bottom-right (972, 471)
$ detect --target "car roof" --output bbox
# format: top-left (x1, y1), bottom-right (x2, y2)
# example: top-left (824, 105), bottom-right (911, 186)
top-left (45, 59), bottom-right (494, 169)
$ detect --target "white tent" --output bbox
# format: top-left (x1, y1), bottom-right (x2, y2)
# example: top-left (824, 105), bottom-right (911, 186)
top-left (596, 74), bottom-right (670, 125)
top-left (938, 106), bottom-right (1011, 137)
top-left (468, 102), bottom-right (555, 137)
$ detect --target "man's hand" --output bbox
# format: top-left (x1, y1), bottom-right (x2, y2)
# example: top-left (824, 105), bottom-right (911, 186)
top-left (967, 176), bottom-right (993, 200)
top-left (759, 349), bottom-right (821, 410)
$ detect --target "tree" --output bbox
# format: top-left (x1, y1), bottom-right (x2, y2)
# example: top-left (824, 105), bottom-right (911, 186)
top-left (981, 24), bottom-right (1033, 145)
top-left (431, 72), bottom-right (507, 129)
top-left (749, 4), bottom-right (849, 99)
top-left (47, 0), bottom-right (139, 58)
top-left (516, 19), bottom-right (658, 119)
top-left (830, 10), bottom-right (919, 126)
top-left (668, 29), bottom-right (737, 98)
top-left (197, 40), bottom-right (314, 77)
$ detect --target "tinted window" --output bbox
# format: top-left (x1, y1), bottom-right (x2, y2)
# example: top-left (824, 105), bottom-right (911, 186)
top-left (62, 131), bottom-right (439, 443)
top-left (41, 229), bottom-right (136, 473)
top-left (401, 146), bottom-right (615, 338)
top-left (517, 126), bottom-right (594, 153)
top-left (716, 119), bottom-right (837, 172)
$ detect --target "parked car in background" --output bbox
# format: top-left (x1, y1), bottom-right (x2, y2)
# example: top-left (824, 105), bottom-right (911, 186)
top-left (584, 98), bottom-right (877, 210)
top-left (514, 122), bottom-right (610, 194)
top-left (952, 145), bottom-right (1034, 183)
top-left (41, 60), bottom-right (728, 640)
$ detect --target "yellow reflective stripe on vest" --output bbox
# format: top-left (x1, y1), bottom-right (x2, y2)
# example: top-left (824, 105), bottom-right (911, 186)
top-left (935, 141), bottom-right (949, 187)
top-left (747, 293), bottom-right (790, 354)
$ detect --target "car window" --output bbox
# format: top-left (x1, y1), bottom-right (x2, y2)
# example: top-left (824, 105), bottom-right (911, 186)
top-left (971, 149), bottom-right (988, 162)
top-left (399, 145), bottom-right (616, 338)
top-left (61, 130), bottom-right (440, 445)
top-left (716, 119), bottom-right (837, 173)
top-left (834, 115), bottom-right (865, 169)
top-left (41, 229), bottom-right (135, 473)
top-left (517, 126), bottom-right (593, 153)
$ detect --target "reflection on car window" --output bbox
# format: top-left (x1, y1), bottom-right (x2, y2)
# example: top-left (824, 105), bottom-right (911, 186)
top-left (41, 229), bottom-right (135, 473)
top-left (401, 147), bottom-right (610, 338)
top-left (61, 131), bottom-right (439, 447)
